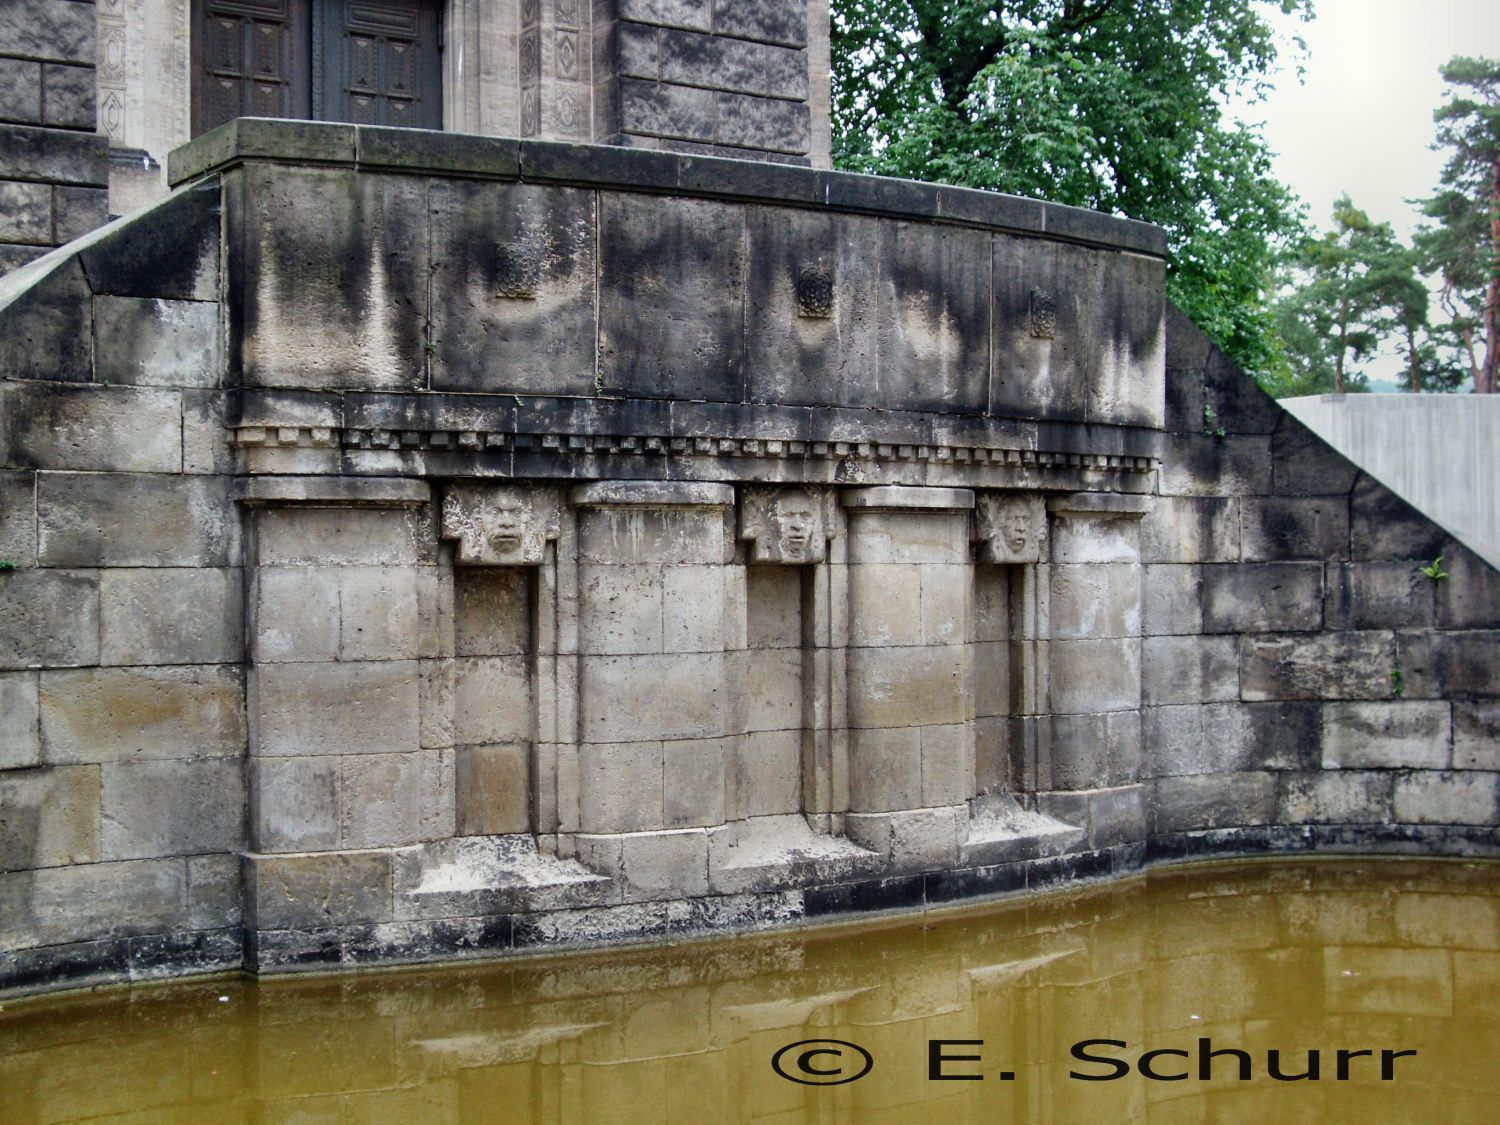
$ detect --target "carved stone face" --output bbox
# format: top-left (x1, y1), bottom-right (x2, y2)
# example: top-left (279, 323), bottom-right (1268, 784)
top-left (770, 488), bottom-right (819, 560)
top-left (742, 486), bottom-right (828, 564)
top-left (976, 494), bottom-right (1044, 563)
top-left (442, 484), bottom-right (558, 565)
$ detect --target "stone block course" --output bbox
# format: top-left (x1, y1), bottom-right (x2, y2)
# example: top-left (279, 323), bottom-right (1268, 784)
top-left (1151, 772), bottom-right (1277, 833)
top-left (1239, 497), bottom-right (1349, 561)
top-left (1324, 561), bottom-right (1437, 630)
top-left (250, 756), bottom-right (339, 852)
top-left (1142, 635), bottom-right (1238, 706)
top-left (1454, 702), bottom-right (1500, 770)
top-left (1201, 563), bottom-right (1323, 634)
top-left (0, 2), bottom-right (96, 67)
top-left (38, 473), bottom-right (237, 568)
top-left (0, 568), bottom-right (98, 669)
top-left (41, 665), bottom-right (245, 764)
top-left (339, 748), bottom-right (454, 848)
top-left (245, 852), bottom-right (393, 931)
top-left (2, 383), bottom-right (182, 473)
top-left (0, 858), bottom-right (189, 950)
top-left (100, 567), bottom-right (243, 666)
top-left (1394, 771), bottom-right (1500, 825)
top-left (1239, 631), bottom-right (1396, 702)
top-left (40, 62), bottom-right (91, 129)
top-left (252, 660), bottom-right (419, 758)
top-left (100, 758), bottom-right (243, 860)
top-left (0, 764), bottom-right (98, 869)
top-left (1278, 770), bottom-right (1395, 825)
top-left (0, 670), bottom-right (40, 768)
top-left (1321, 701), bottom-right (1451, 770)
top-left (92, 297), bottom-right (220, 388)
top-left (1140, 496), bottom-right (1238, 564)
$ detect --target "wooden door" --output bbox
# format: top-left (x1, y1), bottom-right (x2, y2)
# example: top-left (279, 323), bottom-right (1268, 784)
top-left (193, 0), bottom-right (312, 136)
top-left (317, 0), bottom-right (443, 129)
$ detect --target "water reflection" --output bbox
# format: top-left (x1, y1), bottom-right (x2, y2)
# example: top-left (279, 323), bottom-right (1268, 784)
top-left (2, 858), bottom-right (1498, 1124)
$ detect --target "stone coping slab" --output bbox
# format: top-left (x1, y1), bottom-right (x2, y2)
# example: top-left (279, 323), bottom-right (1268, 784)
top-left (165, 118), bottom-right (1167, 258)
top-left (841, 485), bottom-right (975, 510)
top-left (570, 480), bottom-right (737, 507)
top-left (235, 476), bottom-right (431, 507)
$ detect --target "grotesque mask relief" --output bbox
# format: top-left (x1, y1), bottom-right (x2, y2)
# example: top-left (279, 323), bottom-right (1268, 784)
top-left (441, 484), bottom-right (560, 565)
top-left (741, 486), bottom-right (830, 564)
top-left (974, 493), bottom-right (1046, 564)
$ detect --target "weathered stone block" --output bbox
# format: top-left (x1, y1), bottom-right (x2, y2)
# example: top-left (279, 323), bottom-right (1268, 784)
top-left (578, 506), bottom-right (731, 565)
top-left (38, 473), bottom-right (237, 567)
top-left (578, 740), bottom-right (664, 833)
top-left (187, 853), bottom-right (241, 930)
top-left (232, 165), bottom-right (428, 390)
top-left (419, 657), bottom-right (454, 750)
top-left (848, 727), bottom-right (920, 811)
top-left (453, 566), bottom-right (529, 657)
top-left (1151, 772), bottom-right (1277, 833)
top-left (455, 743), bottom-right (531, 836)
top-left (254, 507), bottom-right (429, 567)
top-left (100, 567), bottom-right (242, 666)
top-left (52, 183), bottom-right (107, 242)
top-left (1321, 701), bottom-right (1451, 770)
top-left (0, 58), bottom-right (41, 124)
top-left (40, 61), bottom-right (93, 129)
top-left (1239, 631), bottom-right (1395, 702)
top-left (920, 723), bottom-right (973, 806)
top-left (2, 383), bottom-right (180, 473)
top-left (338, 566), bottom-right (420, 660)
top-left (1429, 630), bottom-right (1500, 698)
top-left (620, 78), bottom-right (715, 141)
top-left (716, 91), bottom-right (810, 153)
top-left (1049, 639), bottom-right (1139, 714)
top-left (0, 180), bottom-right (49, 242)
top-left (1240, 497), bottom-right (1349, 562)
top-left (1393, 770), bottom-right (1500, 825)
top-left (1454, 702), bottom-right (1500, 770)
top-left (1049, 564), bottom-right (1141, 638)
top-left (1324, 562), bottom-right (1436, 630)
top-left (0, 670), bottom-right (39, 768)
top-left (0, 259), bottom-right (93, 381)
top-left (252, 661), bottom-right (419, 757)
top-left (0, 859), bottom-right (187, 950)
top-left (1271, 416), bottom-right (1360, 497)
top-left (92, 297), bottom-right (220, 388)
top-left (1437, 547), bottom-right (1500, 629)
top-left (1278, 771), bottom-right (1394, 825)
top-left (1049, 710), bottom-right (1140, 789)
top-left (251, 566), bottom-right (340, 663)
top-left (579, 564), bottom-right (664, 655)
top-left (1142, 635), bottom-right (1237, 706)
top-left (0, 1), bottom-right (96, 65)
top-left (662, 565), bottom-right (727, 652)
top-left (41, 665), bottom-right (245, 764)
top-left (100, 758), bottom-right (243, 860)
top-left (1202, 563), bottom-right (1323, 633)
top-left (1088, 784), bottom-right (1147, 848)
top-left (429, 181), bottom-right (597, 395)
top-left (662, 737), bottom-right (726, 827)
top-left (340, 748), bottom-right (454, 848)
top-left (80, 178), bottom-right (220, 302)
top-left (1350, 475), bottom-right (1448, 562)
top-left (1158, 434), bottom-right (1272, 498)
top-left (0, 765), bottom-right (99, 869)
top-left (598, 192), bottom-right (744, 400)
top-left (848, 645), bottom-right (970, 728)
top-left (713, 0), bottom-right (807, 45)
top-left (181, 389), bottom-right (234, 475)
top-left (1140, 496), bottom-right (1238, 564)
top-left (580, 652), bottom-right (728, 741)
top-left (612, 828), bottom-right (710, 899)
top-left (250, 756), bottom-right (339, 852)
top-left (453, 656), bottom-right (533, 745)
top-left (246, 852), bottom-right (393, 930)
top-left (0, 470), bottom-right (35, 568)
top-left (846, 806), bottom-right (964, 869)
top-left (736, 729), bottom-right (800, 817)
top-left (0, 568), bottom-right (97, 669)
top-left (1142, 565), bottom-right (1199, 636)
top-left (847, 563), bottom-right (921, 646)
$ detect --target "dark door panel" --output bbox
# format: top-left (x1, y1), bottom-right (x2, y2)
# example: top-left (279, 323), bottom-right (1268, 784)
top-left (318, 1), bottom-right (443, 129)
top-left (193, 0), bottom-right (312, 136)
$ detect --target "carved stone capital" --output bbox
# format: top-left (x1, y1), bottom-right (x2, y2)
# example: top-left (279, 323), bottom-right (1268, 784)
top-left (740, 485), bottom-right (832, 563)
top-left (441, 483), bottom-right (561, 565)
top-left (974, 492), bottom-right (1047, 563)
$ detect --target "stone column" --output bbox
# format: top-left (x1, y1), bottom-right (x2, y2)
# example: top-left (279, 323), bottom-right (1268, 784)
top-left (564, 481), bottom-right (738, 899)
top-left (841, 486), bottom-right (975, 868)
top-left (1038, 492), bottom-right (1152, 851)
top-left (240, 477), bottom-right (449, 950)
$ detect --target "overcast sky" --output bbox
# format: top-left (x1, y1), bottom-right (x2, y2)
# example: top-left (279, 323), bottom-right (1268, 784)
top-left (1231, 0), bottom-right (1499, 386)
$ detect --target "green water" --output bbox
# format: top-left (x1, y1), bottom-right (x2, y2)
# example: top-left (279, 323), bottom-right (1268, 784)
top-left (2, 858), bottom-right (1497, 1123)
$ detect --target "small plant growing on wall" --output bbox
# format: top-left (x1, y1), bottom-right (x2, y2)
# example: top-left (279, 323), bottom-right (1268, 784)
top-left (1419, 557), bottom-right (1449, 581)
top-left (0, 559), bottom-right (17, 573)
top-left (1202, 401), bottom-right (1226, 439)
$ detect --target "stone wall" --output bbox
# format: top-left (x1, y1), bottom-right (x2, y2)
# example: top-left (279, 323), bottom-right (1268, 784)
top-left (0, 122), bottom-right (1495, 998)
top-left (0, 0), bottom-right (108, 273)
top-left (1139, 307), bottom-right (1500, 860)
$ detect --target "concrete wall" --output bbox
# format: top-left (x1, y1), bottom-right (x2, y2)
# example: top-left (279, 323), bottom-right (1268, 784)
top-left (1281, 393), bottom-right (1500, 571)
top-left (0, 0), bottom-right (108, 272)
top-left (0, 122), bottom-right (1495, 998)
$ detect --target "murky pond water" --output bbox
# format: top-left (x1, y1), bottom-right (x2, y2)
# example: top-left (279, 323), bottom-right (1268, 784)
top-left (2, 858), bottom-right (1498, 1124)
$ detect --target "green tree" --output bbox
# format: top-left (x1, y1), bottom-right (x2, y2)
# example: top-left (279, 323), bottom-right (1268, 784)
top-left (830, 0), bottom-right (1310, 383)
top-left (1413, 56), bottom-right (1500, 394)
top-left (1270, 196), bottom-right (1426, 396)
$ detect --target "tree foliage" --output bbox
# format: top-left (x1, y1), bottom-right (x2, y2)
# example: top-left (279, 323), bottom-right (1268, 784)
top-left (1269, 197), bottom-right (1437, 396)
top-left (830, 0), bottom-right (1310, 382)
top-left (1413, 56), bottom-right (1500, 394)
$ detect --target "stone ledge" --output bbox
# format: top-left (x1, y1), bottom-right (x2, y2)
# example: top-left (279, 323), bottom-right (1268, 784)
top-left (570, 480), bottom-right (736, 507)
top-left (234, 476), bottom-right (431, 508)
top-left (165, 119), bottom-right (1167, 257)
top-left (841, 485), bottom-right (975, 510)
